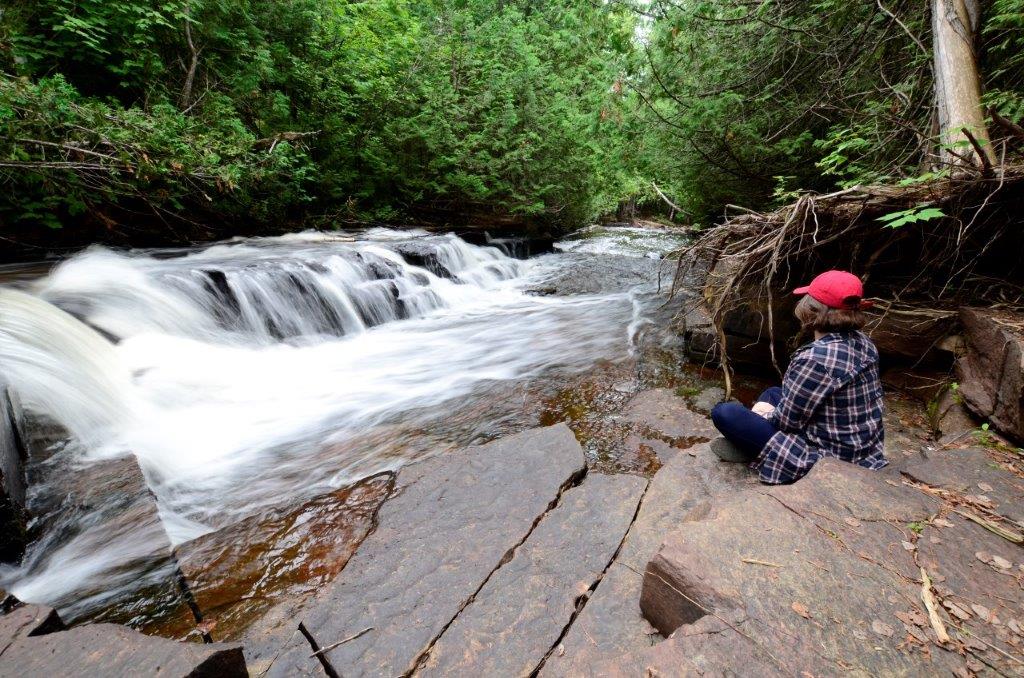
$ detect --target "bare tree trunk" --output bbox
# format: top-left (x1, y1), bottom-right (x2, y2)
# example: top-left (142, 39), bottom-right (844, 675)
top-left (932, 0), bottom-right (993, 165)
top-left (180, 1), bottom-right (199, 111)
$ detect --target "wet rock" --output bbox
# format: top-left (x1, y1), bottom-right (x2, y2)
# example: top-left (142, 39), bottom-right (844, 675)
top-left (621, 434), bottom-right (674, 469)
top-left (678, 298), bottom-right (717, 365)
top-left (527, 253), bottom-right (661, 295)
top-left (0, 388), bottom-right (27, 564)
top-left (0, 602), bottom-right (63, 653)
top-left (957, 306), bottom-right (1024, 440)
top-left (540, 442), bottom-right (759, 676)
top-left (904, 447), bottom-right (1024, 525)
top-left (261, 424), bottom-right (586, 677)
top-left (0, 623), bottom-right (245, 676)
top-left (174, 473), bottom-right (393, 650)
top-left (416, 473), bottom-right (647, 677)
top-left (621, 388), bottom-right (715, 441)
top-left (388, 241), bottom-right (455, 278)
top-left (20, 445), bottom-right (194, 635)
top-left (638, 459), bottom-right (968, 676)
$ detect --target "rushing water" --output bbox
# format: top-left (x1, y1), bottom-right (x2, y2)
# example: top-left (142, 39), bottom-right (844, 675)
top-left (0, 226), bottom-right (687, 624)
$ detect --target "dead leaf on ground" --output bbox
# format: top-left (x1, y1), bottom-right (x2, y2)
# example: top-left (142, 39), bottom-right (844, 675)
top-left (943, 601), bottom-right (972, 620)
top-left (971, 603), bottom-right (992, 621)
top-left (871, 619), bottom-right (895, 637)
top-left (899, 609), bottom-right (928, 626)
top-left (933, 518), bottom-right (955, 528)
top-left (791, 602), bottom-right (812, 619)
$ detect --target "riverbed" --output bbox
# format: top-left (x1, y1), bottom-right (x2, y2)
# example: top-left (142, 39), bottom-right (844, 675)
top-left (0, 225), bottom-right (707, 632)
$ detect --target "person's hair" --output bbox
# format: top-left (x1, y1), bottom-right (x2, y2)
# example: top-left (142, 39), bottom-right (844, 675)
top-left (794, 294), bottom-right (867, 333)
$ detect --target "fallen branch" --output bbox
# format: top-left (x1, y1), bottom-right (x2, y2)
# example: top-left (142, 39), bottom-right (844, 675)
top-left (309, 626), bottom-right (373, 658)
top-left (741, 558), bottom-right (784, 567)
top-left (652, 181), bottom-right (687, 217)
top-left (953, 509), bottom-right (1023, 543)
top-left (919, 567), bottom-right (950, 644)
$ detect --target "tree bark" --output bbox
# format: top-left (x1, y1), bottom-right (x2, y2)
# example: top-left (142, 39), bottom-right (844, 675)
top-left (180, 2), bottom-right (199, 111)
top-left (931, 0), bottom-right (993, 165)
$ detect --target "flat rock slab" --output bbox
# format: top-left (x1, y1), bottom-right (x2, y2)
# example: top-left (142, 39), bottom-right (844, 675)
top-left (904, 446), bottom-right (1024, 525)
top-left (0, 603), bottom-right (62, 655)
top-left (0, 622), bottom-right (245, 677)
top-left (541, 442), bottom-right (759, 676)
top-left (621, 388), bottom-right (715, 441)
top-left (415, 473), bottom-right (647, 677)
top-left (638, 459), bottom-right (973, 676)
top-left (917, 514), bottom-right (1024, 675)
top-left (175, 473), bottom-right (394, 644)
top-left (263, 424), bottom-right (586, 677)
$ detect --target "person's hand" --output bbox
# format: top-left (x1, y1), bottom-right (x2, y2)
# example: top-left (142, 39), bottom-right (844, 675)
top-left (751, 401), bottom-right (776, 419)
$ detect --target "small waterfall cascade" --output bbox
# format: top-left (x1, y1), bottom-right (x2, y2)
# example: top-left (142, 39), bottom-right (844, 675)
top-left (0, 228), bottom-right (656, 625)
top-left (35, 231), bottom-right (525, 345)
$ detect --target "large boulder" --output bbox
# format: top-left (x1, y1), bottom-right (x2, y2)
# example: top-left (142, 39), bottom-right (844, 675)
top-left (957, 306), bottom-right (1024, 440)
top-left (0, 602), bottom-right (64, 651)
top-left (636, 459), bottom-right (986, 676)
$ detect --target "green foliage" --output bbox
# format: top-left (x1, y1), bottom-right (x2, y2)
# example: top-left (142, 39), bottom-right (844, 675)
top-left (973, 422), bottom-right (996, 448)
top-left (1, 0), bottom-right (1022, 240)
top-left (876, 207), bottom-right (946, 229)
top-left (0, 0), bottom-right (638, 236)
top-left (983, 0), bottom-right (1024, 122)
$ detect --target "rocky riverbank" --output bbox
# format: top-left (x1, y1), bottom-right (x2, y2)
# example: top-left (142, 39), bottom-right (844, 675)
top-left (5, 374), bottom-right (1020, 676)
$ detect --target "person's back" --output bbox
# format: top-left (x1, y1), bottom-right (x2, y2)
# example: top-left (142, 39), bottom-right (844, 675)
top-left (710, 270), bottom-right (887, 484)
top-left (758, 329), bottom-right (885, 484)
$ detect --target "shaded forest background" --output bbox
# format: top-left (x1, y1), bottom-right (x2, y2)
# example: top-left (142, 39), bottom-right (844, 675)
top-left (1, 0), bottom-right (1023, 251)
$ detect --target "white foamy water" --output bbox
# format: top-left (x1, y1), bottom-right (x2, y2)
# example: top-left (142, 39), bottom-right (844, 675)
top-left (0, 228), bottom-right (668, 621)
top-left (555, 224), bottom-right (690, 258)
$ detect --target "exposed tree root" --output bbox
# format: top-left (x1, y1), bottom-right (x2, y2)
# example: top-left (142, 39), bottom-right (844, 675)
top-left (670, 164), bottom-right (1024, 396)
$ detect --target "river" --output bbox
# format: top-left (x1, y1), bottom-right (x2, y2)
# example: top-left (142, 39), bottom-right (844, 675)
top-left (0, 225), bottom-right (692, 630)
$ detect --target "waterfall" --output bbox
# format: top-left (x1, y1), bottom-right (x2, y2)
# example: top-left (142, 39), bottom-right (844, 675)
top-left (0, 228), bottom-right (655, 623)
top-left (35, 231), bottom-right (525, 345)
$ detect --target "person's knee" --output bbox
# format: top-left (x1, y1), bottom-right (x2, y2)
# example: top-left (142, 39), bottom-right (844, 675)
top-left (711, 402), bottom-right (742, 431)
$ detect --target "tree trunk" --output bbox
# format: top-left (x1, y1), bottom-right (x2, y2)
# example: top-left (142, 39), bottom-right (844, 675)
top-left (931, 0), bottom-right (993, 165)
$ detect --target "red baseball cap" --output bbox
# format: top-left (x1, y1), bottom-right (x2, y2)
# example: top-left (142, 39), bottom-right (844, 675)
top-left (793, 270), bottom-right (872, 310)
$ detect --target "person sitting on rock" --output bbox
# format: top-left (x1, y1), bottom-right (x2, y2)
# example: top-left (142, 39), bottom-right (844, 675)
top-left (709, 270), bottom-right (886, 484)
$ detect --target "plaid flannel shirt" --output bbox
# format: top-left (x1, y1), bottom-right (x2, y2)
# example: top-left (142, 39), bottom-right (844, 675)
top-left (759, 330), bottom-right (886, 484)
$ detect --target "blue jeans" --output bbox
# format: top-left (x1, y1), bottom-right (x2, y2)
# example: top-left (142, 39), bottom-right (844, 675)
top-left (711, 387), bottom-right (783, 459)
